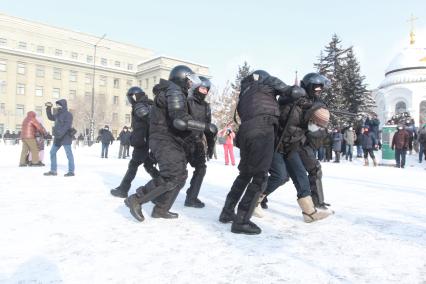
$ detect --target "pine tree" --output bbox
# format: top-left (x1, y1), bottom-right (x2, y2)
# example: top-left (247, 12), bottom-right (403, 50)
top-left (342, 47), bottom-right (375, 116)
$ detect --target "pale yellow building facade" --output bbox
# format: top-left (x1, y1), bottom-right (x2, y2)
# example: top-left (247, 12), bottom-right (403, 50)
top-left (0, 13), bottom-right (209, 137)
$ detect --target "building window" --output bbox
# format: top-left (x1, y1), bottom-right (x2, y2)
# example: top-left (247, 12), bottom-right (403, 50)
top-left (17, 83), bottom-right (25, 95)
top-left (138, 80), bottom-right (142, 86)
top-left (17, 62), bottom-right (26, 75)
top-left (55, 49), bottom-right (63, 56)
top-left (125, 114), bottom-right (130, 124)
top-left (395, 101), bottom-right (407, 114)
top-left (113, 78), bottom-right (120, 88)
top-left (0, 81), bottom-right (6, 94)
top-left (52, 88), bottom-right (60, 98)
top-left (0, 103), bottom-right (5, 114)
top-left (126, 80), bottom-right (133, 87)
top-left (35, 86), bottom-right (43, 97)
top-left (16, 104), bottom-right (25, 116)
top-left (53, 68), bottom-right (62, 80)
top-left (113, 96), bottom-right (119, 105)
top-left (145, 79), bottom-right (149, 89)
top-left (37, 45), bottom-right (45, 53)
top-left (127, 64), bottom-right (133, 71)
top-left (0, 38), bottom-right (7, 45)
top-left (101, 58), bottom-right (107, 66)
top-left (16, 124), bottom-right (22, 131)
top-left (36, 65), bottom-right (45, 78)
top-left (35, 106), bottom-right (43, 117)
top-left (114, 61), bottom-right (120, 67)
top-left (69, 70), bottom-right (77, 82)
top-left (113, 112), bottom-right (118, 121)
top-left (87, 55), bottom-right (93, 63)
top-left (18, 41), bottom-right (27, 49)
top-left (71, 52), bottom-right (78, 60)
top-left (69, 90), bottom-right (77, 100)
top-left (153, 76), bottom-right (157, 84)
top-left (100, 76), bottom-right (107, 86)
top-left (85, 73), bottom-right (92, 84)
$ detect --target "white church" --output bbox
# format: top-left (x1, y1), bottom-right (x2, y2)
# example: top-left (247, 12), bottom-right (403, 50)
top-left (374, 26), bottom-right (426, 127)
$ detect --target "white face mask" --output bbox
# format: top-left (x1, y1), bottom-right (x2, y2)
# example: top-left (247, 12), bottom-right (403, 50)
top-left (308, 123), bottom-right (322, 132)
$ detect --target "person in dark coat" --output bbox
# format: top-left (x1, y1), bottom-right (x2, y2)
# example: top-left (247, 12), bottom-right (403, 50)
top-left (322, 130), bottom-right (333, 162)
top-left (391, 125), bottom-right (410, 168)
top-left (97, 125), bottom-right (114, 158)
top-left (418, 124), bottom-right (426, 163)
top-left (44, 99), bottom-right (75, 176)
top-left (124, 65), bottom-right (217, 222)
top-left (184, 76), bottom-right (217, 208)
top-left (219, 70), bottom-right (297, 234)
top-left (332, 128), bottom-right (343, 163)
top-left (361, 126), bottom-right (377, 166)
top-left (117, 126), bottom-right (131, 159)
top-left (110, 87), bottom-right (160, 198)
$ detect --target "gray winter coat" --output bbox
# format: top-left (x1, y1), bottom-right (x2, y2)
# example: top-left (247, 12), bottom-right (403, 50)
top-left (46, 99), bottom-right (73, 145)
top-left (344, 129), bottom-right (356, 145)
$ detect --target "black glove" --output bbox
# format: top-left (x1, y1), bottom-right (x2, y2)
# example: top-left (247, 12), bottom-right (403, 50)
top-left (207, 145), bottom-right (214, 159)
top-left (206, 123), bottom-right (218, 135)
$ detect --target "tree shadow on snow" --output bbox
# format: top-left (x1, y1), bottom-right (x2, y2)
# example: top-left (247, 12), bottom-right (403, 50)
top-left (1, 256), bottom-right (62, 283)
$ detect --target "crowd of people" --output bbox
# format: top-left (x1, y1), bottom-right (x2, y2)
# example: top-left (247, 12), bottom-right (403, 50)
top-left (5, 64), bottom-right (426, 236)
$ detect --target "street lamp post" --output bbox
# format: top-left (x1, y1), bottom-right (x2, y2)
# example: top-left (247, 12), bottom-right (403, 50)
top-left (69, 34), bottom-right (109, 145)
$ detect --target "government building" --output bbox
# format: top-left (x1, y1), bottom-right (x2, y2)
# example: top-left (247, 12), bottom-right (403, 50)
top-left (0, 13), bottom-right (210, 137)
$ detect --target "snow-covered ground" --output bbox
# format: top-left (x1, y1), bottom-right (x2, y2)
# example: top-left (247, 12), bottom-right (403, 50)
top-left (0, 142), bottom-right (425, 284)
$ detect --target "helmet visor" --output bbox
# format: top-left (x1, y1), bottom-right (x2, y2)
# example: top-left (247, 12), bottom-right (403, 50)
top-left (187, 74), bottom-right (202, 89)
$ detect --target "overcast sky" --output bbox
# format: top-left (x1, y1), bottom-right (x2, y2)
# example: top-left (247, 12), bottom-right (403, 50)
top-left (1, 0), bottom-right (426, 89)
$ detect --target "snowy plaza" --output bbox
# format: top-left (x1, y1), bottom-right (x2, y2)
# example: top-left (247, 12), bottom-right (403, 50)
top-left (0, 143), bottom-right (425, 283)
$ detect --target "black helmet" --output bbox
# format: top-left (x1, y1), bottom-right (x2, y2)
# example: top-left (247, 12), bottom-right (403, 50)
top-left (169, 65), bottom-right (200, 91)
top-left (127, 86), bottom-right (145, 96)
top-left (127, 86), bottom-right (146, 104)
top-left (199, 76), bottom-right (211, 92)
top-left (251, 70), bottom-right (270, 81)
top-left (192, 76), bottom-right (211, 99)
top-left (301, 73), bottom-right (329, 98)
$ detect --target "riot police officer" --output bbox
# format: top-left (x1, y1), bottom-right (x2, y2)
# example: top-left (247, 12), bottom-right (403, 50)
top-left (184, 76), bottom-right (216, 208)
top-left (125, 65), bottom-right (217, 222)
top-left (110, 87), bottom-right (159, 198)
top-left (219, 70), bottom-right (290, 235)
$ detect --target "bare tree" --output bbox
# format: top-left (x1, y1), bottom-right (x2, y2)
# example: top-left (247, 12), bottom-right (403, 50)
top-left (69, 94), bottom-right (108, 136)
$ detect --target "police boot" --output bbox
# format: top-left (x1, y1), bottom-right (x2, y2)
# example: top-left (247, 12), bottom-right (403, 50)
top-left (184, 197), bottom-right (205, 208)
top-left (151, 206), bottom-right (179, 219)
top-left (297, 195), bottom-right (333, 223)
top-left (230, 183), bottom-right (262, 235)
top-left (185, 166), bottom-right (206, 208)
top-left (219, 197), bottom-right (237, 223)
top-left (231, 209), bottom-right (261, 235)
top-left (151, 188), bottom-right (180, 219)
top-left (110, 186), bottom-right (129, 198)
top-left (124, 194), bottom-right (144, 222)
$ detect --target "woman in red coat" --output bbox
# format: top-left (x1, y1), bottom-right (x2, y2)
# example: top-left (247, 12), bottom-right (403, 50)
top-left (19, 111), bottom-right (46, 166)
